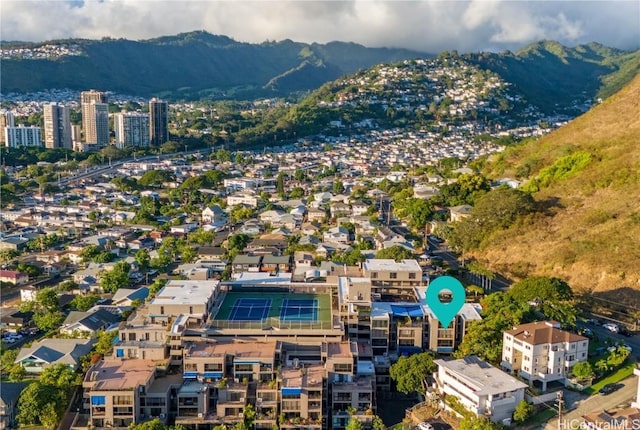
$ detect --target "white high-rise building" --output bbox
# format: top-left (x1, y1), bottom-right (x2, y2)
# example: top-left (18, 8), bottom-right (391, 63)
top-left (43, 103), bottom-right (72, 149)
top-left (4, 125), bottom-right (42, 148)
top-left (114, 112), bottom-right (150, 148)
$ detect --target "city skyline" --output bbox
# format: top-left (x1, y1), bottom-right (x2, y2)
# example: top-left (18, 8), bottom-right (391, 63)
top-left (1, 1), bottom-right (639, 53)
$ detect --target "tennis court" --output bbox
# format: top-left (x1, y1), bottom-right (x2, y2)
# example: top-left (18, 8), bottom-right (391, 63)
top-left (280, 298), bottom-right (318, 321)
top-left (228, 298), bottom-right (272, 321)
top-left (214, 292), bottom-right (330, 323)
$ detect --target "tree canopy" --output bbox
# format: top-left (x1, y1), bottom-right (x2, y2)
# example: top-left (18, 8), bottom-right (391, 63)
top-left (389, 351), bottom-right (436, 396)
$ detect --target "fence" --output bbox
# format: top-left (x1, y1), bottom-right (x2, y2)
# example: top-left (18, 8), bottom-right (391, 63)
top-left (206, 317), bottom-right (342, 331)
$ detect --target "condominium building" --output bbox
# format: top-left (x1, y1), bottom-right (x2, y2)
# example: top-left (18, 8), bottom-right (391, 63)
top-left (434, 355), bottom-right (527, 424)
top-left (324, 341), bottom-right (375, 430)
top-left (43, 103), bottom-right (72, 149)
top-left (501, 321), bottom-right (589, 391)
top-left (149, 98), bottom-right (169, 147)
top-left (362, 259), bottom-right (422, 294)
top-left (114, 112), bottom-right (150, 148)
top-left (4, 125), bottom-right (41, 147)
top-left (280, 364), bottom-right (326, 430)
top-left (81, 90), bottom-right (109, 146)
top-left (83, 358), bottom-right (164, 429)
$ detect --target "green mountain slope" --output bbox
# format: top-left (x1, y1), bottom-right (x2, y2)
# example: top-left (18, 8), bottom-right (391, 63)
top-left (464, 40), bottom-right (640, 114)
top-left (0, 31), bottom-right (424, 99)
top-left (478, 74), bottom-right (640, 303)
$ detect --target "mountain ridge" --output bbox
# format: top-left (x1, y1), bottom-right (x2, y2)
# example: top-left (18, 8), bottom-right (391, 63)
top-left (2, 33), bottom-right (638, 105)
top-left (0, 31), bottom-right (426, 99)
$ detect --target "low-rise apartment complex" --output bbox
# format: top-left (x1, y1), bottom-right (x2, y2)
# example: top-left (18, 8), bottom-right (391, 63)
top-left (501, 321), bottom-right (589, 391)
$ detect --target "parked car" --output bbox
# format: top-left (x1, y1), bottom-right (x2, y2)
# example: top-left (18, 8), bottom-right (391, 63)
top-left (619, 327), bottom-right (634, 337)
top-left (599, 383), bottom-right (622, 395)
top-left (603, 323), bottom-right (619, 333)
top-left (418, 423), bottom-right (435, 430)
top-left (577, 327), bottom-right (594, 338)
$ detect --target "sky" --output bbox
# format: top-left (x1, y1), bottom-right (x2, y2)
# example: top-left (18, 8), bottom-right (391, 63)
top-left (1, 0), bottom-right (639, 53)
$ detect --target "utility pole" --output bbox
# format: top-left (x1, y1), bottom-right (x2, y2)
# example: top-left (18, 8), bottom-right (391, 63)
top-left (556, 391), bottom-right (564, 430)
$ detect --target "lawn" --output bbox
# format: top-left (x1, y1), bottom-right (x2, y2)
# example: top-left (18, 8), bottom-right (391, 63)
top-left (525, 407), bottom-right (557, 427)
top-left (584, 361), bottom-right (636, 395)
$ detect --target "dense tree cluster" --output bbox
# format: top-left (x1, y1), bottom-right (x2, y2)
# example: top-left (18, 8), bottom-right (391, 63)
top-left (455, 276), bottom-right (578, 363)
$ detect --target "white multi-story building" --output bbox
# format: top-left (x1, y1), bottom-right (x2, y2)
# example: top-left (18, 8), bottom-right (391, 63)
top-left (434, 355), bottom-right (527, 424)
top-left (114, 112), bottom-right (150, 148)
top-left (501, 321), bottom-right (589, 391)
top-left (226, 193), bottom-right (259, 208)
top-left (4, 125), bottom-right (41, 148)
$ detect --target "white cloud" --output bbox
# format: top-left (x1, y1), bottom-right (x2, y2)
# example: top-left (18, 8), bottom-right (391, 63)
top-left (0, 0), bottom-right (637, 52)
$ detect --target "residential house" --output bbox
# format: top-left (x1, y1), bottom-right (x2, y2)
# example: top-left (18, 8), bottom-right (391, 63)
top-left (330, 202), bottom-right (351, 219)
top-left (261, 255), bottom-right (292, 273)
top-left (350, 201), bottom-right (369, 217)
top-left (15, 338), bottom-right (95, 373)
top-left (307, 208), bottom-right (327, 223)
top-left (0, 270), bottom-right (29, 286)
top-left (111, 287), bottom-right (149, 306)
top-left (501, 321), bottom-right (589, 391)
top-left (238, 219), bottom-right (264, 236)
top-left (202, 205), bottom-right (226, 224)
top-left (0, 382), bottom-right (29, 430)
top-left (273, 214), bottom-right (298, 231)
top-left (300, 222), bottom-right (321, 236)
top-left (0, 310), bottom-right (33, 331)
top-left (232, 255), bottom-right (262, 275)
top-left (323, 226), bottom-right (350, 244)
top-left (259, 210), bottom-right (285, 224)
top-left (434, 356), bottom-right (527, 424)
top-left (293, 252), bottom-right (315, 268)
top-left (197, 246), bottom-right (225, 261)
top-left (60, 308), bottom-right (121, 336)
top-left (448, 205), bottom-right (473, 222)
top-left (227, 193), bottom-right (259, 208)
top-left (0, 237), bottom-right (29, 251)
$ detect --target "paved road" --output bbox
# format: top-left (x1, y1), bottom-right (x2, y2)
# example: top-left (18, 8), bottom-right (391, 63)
top-left (543, 376), bottom-right (637, 430)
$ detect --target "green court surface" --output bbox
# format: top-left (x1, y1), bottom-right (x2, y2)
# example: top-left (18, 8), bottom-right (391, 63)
top-left (214, 291), bottom-right (331, 323)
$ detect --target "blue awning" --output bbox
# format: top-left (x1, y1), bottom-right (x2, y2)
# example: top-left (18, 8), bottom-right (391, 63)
top-left (437, 346), bottom-right (454, 353)
top-left (281, 387), bottom-right (302, 396)
top-left (391, 304), bottom-right (423, 318)
top-left (91, 395), bottom-right (106, 406)
top-left (183, 372), bottom-right (198, 379)
top-left (203, 372), bottom-right (223, 378)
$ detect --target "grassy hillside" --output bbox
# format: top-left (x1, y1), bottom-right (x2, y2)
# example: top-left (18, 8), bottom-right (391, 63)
top-left (478, 74), bottom-right (640, 304)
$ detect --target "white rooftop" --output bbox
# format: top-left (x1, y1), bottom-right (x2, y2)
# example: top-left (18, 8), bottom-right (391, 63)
top-left (435, 356), bottom-right (527, 396)
top-left (151, 280), bottom-right (218, 305)
top-left (363, 259), bottom-right (421, 272)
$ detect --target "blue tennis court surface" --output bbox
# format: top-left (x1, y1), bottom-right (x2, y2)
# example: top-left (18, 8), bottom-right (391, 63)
top-left (228, 298), bottom-right (272, 321)
top-left (280, 298), bottom-right (318, 321)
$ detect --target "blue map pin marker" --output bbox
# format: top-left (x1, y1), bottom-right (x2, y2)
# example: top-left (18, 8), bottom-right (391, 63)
top-left (426, 276), bottom-right (466, 328)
